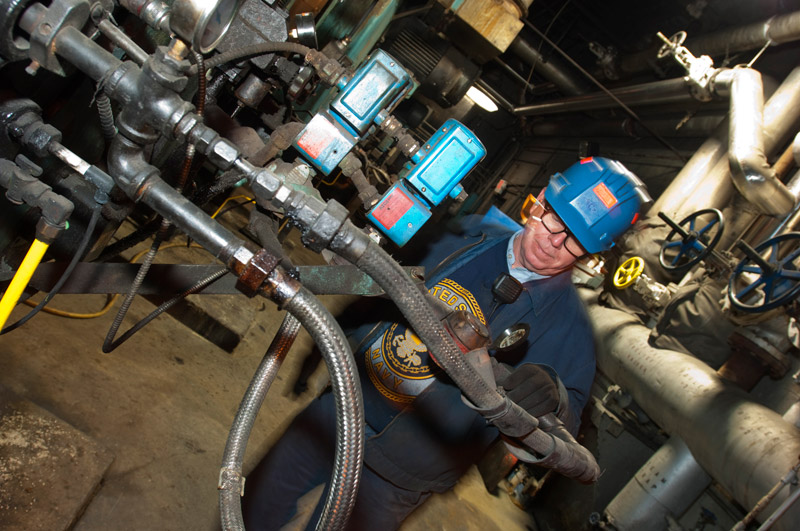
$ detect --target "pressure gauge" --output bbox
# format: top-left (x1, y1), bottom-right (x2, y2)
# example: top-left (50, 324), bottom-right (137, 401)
top-left (492, 323), bottom-right (530, 353)
top-left (170, 0), bottom-right (242, 53)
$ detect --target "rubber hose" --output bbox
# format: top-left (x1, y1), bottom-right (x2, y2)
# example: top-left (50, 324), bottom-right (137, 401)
top-left (283, 287), bottom-right (363, 531)
top-left (96, 93), bottom-right (117, 141)
top-left (219, 313), bottom-right (301, 530)
top-left (1, 206), bottom-right (102, 334)
top-left (352, 239), bottom-right (599, 481)
top-left (196, 42), bottom-right (312, 74)
top-left (355, 241), bottom-right (504, 408)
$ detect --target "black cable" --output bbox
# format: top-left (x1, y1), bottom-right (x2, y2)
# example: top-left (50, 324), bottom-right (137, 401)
top-left (1, 206), bottom-right (103, 334)
top-left (102, 267), bottom-right (228, 353)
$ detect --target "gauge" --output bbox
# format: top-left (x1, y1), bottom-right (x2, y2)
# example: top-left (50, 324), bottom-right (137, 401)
top-left (492, 323), bottom-right (530, 353)
top-left (170, 0), bottom-right (242, 53)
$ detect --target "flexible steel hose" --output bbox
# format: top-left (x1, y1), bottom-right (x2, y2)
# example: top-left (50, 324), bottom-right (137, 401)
top-left (219, 313), bottom-right (301, 530)
top-left (96, 93), bottom-right (117, 141)
top-left (281, 288), bottom-right (364, 531)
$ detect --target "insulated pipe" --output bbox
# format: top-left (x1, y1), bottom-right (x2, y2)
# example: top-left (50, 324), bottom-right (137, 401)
top-left (649, 65), bottom-right (800, 221)
top-left (513, 77), bottom-right (693, 116)
top-left (620, 11), bottom-right (800, 77)
top-left (508, 37), bottom-right (587, 97)
top-left (583, 294), bottom-right (800, 531)
top-left (604, 437), bottom-right (711, 531)
top-left (712, 68), bottom-right (794, 215)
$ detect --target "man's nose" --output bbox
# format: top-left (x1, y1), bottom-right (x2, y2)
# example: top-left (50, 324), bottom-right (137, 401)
top-left (549, 231), bottom-right (568, 248)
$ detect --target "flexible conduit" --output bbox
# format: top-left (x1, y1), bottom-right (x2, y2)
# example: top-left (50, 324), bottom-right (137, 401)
top-left (339, 235), bottom-right (600, 482)
top-left (219, 313), bottom-right (301, 530)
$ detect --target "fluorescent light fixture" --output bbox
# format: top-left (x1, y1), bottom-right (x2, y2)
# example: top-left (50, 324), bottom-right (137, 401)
top-left (465, 86), bottom-right (498, 112)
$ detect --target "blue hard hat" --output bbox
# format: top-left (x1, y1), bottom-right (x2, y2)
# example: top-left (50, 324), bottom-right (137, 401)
top-left (544, 157), bottom-right (651, 254)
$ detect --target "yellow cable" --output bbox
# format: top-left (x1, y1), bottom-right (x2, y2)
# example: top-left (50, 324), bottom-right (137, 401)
top-left (22, 241), bottom-right (208, 320)
top-left (0, 238), bottom-right (50, 329)
top-left (211, 195), bottom-right (254, 218)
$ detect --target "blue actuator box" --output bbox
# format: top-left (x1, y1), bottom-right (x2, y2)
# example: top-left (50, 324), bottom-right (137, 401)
top-left (368, 119), bottom-right (485, 246)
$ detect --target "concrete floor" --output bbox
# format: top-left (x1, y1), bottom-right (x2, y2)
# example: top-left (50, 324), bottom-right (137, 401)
top-left (0, 220), bottom-right (536, 530)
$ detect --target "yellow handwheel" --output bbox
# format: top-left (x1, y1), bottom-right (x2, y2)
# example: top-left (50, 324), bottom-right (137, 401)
top-left (614, 256), bottom-right (644, 289)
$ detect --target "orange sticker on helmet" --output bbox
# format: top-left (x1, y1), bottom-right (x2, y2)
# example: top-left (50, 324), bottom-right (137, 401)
top-left (593, 183), bottom-right (618, 208)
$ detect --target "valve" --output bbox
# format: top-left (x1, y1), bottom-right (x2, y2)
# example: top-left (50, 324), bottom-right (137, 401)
top-left (613, 256), bottom-right (644, 289)
top-left (658, 209), bottom-right (724, 271)
top-left (728, 234), bottom-right (800, 312)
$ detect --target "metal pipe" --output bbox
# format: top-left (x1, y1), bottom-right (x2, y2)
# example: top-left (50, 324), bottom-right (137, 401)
top-left (582, 294), bottom-right (800, 531)
top-left (513, 78), bottom-right (693, 116)
top-left (52, 26), bottom-right (122, 82)
top-left (528, 113), bottom-right (725, 138)
top-left (620, 11), bottom-right (800, 77)
top-left (712, 68), bottom-right (794, 215)
top-left (508, 36), bottom-right (587, 96)
top-left (97, 19), bottom-right (149, 65)
top-left (649, 65), bottom-right (800, 222)
top-left (604, 438), bottom-right (711, 531)
top-left (757, 485), bottom-right (800, 531)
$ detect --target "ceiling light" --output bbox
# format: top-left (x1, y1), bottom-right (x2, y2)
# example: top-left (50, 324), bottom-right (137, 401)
top-left (465, 86), bottom-right (498, 112)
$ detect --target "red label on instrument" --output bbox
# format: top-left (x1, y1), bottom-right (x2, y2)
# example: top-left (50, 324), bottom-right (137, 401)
top-left (297, 119), bottom-right (337, 159)
top-left (373, 188), bottom-right (413, 229)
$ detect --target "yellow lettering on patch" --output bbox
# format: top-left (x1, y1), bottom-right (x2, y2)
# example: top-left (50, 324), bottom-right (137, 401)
top-left (381, 368), bottom-right (389, 379)
top-left (448, 295), bottom-right (458, 305)
top-left (371, 349), bottom-right (381, 360)
top-left (393, 377), bottom-right (402, 389)
top-left (430, 286), bottom-right (441, 297)
top-left (439, 289), bottom-right (452, 302)
top-left (375, 361), bottom-right (384, 372)
top-left (457, 303), bottom-right (467, 311)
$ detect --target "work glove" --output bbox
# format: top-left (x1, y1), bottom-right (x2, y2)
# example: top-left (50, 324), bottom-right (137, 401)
top-left (497, 362), bottom-right (561, 418)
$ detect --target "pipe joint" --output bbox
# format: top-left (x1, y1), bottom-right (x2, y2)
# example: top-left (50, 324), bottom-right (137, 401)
top-left (107, 135), bottom-right (160, 198)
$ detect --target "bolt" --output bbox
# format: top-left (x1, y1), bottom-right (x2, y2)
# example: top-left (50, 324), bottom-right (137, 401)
top-left (407, 222), bottom-right (413, 228)
top-left (25, 60), bottom-right (41, 76)
top-left (421, 187), bottom-right (426, 192)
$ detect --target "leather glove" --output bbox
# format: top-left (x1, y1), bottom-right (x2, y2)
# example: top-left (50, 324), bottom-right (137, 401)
top-left (497, 363), bottom-right (560, 418)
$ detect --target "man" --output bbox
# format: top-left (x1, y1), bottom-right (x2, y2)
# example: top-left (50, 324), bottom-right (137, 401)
top-left (242, 157), bottom-right (650, 530)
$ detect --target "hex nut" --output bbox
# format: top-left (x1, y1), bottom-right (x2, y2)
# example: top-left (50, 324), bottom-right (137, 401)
top-left (207, 139), bottom-right (240, 170)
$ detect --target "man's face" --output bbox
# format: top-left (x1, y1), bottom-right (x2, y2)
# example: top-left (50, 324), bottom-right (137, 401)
top-left (514, 197), bottom-right (584, 276)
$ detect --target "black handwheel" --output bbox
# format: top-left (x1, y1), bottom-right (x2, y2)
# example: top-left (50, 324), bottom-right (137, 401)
top-left (658, 209), bottom-right (724, 271)
top-left (728, 233), bottom-right (800, 313)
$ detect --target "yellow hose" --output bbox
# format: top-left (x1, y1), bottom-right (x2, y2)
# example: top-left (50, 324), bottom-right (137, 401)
top-left (0, 238), bottom-right (50, 329)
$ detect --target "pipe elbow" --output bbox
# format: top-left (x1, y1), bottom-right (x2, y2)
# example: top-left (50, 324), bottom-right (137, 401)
top-left (723, 67), bottom-right (795, 215)
top-left (107, 135), bottom-right (160, 199)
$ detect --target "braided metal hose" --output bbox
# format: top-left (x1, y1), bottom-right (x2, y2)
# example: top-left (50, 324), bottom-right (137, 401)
top-left (282, 288), bottom-right (363, 531)
top-left (219, 313), bottom-right (301, 530)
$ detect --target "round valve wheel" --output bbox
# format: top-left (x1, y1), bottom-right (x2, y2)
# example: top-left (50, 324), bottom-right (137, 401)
top-left (657, 31), bottom-right (687, 59)
top-left (614, 256), bottom-right (644, 289)
top-left (659, 209), bottom-right (724, 272)
top-left (728, 233), bottom-right (800, 313)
